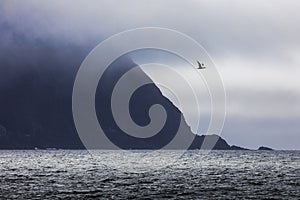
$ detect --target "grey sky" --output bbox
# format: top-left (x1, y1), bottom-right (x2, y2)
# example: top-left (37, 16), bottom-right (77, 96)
top-left (1, 0), bottom-right (300, 149)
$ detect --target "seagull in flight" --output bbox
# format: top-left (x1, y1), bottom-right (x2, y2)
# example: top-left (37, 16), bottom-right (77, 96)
top-left (197, 61), bottom-right (206, 69)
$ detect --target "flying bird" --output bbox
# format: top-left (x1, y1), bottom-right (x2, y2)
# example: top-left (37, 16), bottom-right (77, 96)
top-left (197, 61), bottom-right (206, 69)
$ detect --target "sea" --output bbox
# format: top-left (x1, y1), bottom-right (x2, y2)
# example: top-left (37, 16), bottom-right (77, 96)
top-left (0, 150), bottom-right (299, 199)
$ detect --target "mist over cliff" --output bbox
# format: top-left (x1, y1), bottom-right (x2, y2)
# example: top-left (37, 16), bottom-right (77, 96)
top-left (0, 24), bottom-right (237, 150)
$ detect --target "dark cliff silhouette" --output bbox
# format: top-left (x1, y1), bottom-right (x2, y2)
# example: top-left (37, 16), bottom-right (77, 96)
top-left (0, 24), bottom-right (247, 150)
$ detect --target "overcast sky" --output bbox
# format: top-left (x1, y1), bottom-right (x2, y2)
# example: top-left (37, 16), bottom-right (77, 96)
top-left (1, 0), bottom-right (300, 149)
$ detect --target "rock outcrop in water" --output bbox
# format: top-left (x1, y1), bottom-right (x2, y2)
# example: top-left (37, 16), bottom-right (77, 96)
top-left (258, 146), bottom-right (273, 151)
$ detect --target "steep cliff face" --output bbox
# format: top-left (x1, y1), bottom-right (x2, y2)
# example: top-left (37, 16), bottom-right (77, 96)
top-left (96, 55), bottom-right (184, 149)
top-left (95, 55), bottom-right (243, 150)
top-left (0, 32), bottom-right (242, 150)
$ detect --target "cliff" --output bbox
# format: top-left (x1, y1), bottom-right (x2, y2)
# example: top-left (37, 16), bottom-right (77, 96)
top-left (0, 34), bottom-right (247, 150)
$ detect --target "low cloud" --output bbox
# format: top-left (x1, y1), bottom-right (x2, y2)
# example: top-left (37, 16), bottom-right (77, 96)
top-left (1, 0), bottom-right (299, 149)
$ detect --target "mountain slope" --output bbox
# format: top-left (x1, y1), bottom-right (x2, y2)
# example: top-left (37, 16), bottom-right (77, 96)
top-left (0, 32), bottom-right (244, 150)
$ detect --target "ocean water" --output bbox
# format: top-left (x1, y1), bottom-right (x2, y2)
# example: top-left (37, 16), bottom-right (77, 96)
top-left (0, 150), bottom-right (299, 199)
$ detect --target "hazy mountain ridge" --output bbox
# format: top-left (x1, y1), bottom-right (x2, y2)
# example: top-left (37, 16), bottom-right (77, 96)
top-left (0, 30), bottom-right (263, 150)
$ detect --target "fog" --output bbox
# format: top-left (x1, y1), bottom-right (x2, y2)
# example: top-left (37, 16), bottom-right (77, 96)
top-left (1, 0), bottom-right (299, 149)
